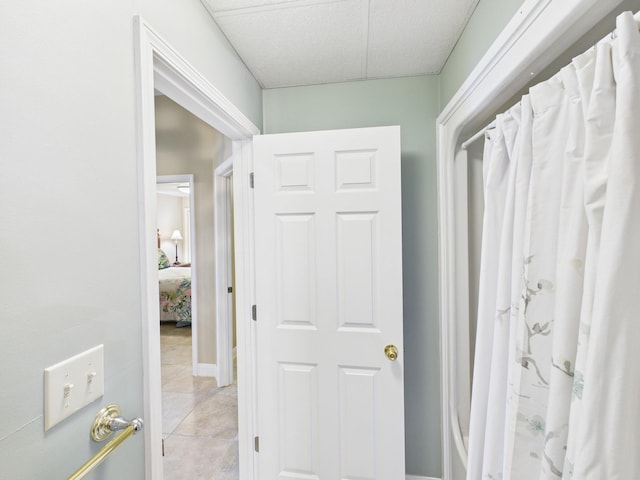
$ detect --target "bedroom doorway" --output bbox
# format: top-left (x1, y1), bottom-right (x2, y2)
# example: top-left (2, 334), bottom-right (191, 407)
top-left (156, 175), bottom-right (198, 373)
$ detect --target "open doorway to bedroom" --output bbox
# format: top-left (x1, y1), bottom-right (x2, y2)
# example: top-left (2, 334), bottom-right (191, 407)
top-left (154, 94), bottom-right (239, 478)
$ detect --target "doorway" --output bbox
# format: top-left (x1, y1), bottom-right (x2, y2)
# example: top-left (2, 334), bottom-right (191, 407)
top-left (154, 96), bottom-right (239, 477)
top-left (156, 176), bottom-right (198, 372)
top-left (135, 15), bottom-right (259, 480)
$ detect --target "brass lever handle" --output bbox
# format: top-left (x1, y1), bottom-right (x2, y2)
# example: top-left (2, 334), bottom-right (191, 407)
top-left (384, 344), bottom-right (398, 361)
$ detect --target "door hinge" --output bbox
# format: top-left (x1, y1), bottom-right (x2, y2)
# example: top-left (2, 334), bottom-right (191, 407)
top-left (249, 172), bottom-right (255, 188)
top-left (162, 437), bottom-right (165, 457)
top-left (254, 436), bottom-right (260, 452)
top-left (227, 286), bottom-right (233, 293)
top-left (252, 304), bottom-right (257, 321)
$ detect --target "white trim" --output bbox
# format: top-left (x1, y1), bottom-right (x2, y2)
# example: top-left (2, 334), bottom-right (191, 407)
top-left (214, 156), bottom-right (235, 387)
top-left (134, 16), bottom-right (259, 480)
top-left (195, 363), bottom-right (217, 378)
top-left (406, 476), bottom-right (440, 480)
top-left (156, 174), bottom-right (199, 376)
top-left (232, 138), bottom-right (258, 479)
top-left (436, 1), bottom-right (624, 479)
top-left (183, 206), bottom-right (191, 263)
top-left (151, 45), bottom-right (259, 140)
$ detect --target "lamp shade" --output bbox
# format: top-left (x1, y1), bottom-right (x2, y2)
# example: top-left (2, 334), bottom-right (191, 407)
top-left (170, 230), bottom-right (183, 241)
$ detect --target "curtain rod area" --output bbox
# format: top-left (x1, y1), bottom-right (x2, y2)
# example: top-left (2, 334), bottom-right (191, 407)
top-left (460, 10), bottom-right (640, 151)
top-left (460, 119), bottom-right (496, 150)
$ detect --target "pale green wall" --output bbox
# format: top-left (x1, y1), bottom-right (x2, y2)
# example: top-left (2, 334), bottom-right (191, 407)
top-left (439, 0), bottom-right (525, 109)
top-left (264, 75), bottom-right (443, 477)
top-left (0, 0), bottom-right (260, 477)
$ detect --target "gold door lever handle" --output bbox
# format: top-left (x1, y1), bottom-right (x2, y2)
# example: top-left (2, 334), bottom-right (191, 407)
top-left (384, 344), bottom-right (398, 361)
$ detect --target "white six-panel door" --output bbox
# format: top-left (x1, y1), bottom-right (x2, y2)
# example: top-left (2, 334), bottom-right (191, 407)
top-left (254, 126), bottom-right (405, 479)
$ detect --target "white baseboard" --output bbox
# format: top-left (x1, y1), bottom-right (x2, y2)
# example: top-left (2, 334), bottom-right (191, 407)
top-left (406, 475), bottom-right (440, 480)
top-left (195, 363), bottom-right (217, 377)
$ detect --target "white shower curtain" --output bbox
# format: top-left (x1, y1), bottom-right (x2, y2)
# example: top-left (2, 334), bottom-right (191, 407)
top-left (467, 11), bottom-right (640, 480)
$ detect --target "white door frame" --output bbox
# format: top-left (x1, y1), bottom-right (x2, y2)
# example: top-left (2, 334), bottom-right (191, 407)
top-left (214, 157), bottom-right (235, 387)
top-left (133, 16), bottom-right (260, 480)
top-left (156, 174), bottom-right (199, 375)
top-left (436, 0), bottom-right (624, 478)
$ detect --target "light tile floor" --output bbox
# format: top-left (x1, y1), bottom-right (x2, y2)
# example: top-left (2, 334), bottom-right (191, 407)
top-left (161, 323), bottom-right (239, 480)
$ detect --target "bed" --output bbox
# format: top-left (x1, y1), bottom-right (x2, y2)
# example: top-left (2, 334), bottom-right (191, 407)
top-left (158, 232), bottom-right (191, 327)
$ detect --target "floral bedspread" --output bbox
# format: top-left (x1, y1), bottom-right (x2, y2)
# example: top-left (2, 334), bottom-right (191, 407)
top-left (159, 267), bottom-right (191, 327)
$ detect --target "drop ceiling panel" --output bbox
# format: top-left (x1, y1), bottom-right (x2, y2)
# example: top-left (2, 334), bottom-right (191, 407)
top-left (212, 0), bottom-right (368, 87)
top-left (203, 0), bottom-right (480, 88)
top-left (367, 0), bottom-right (478, 77)
top-left (206, 0), bottom-right (302, 12)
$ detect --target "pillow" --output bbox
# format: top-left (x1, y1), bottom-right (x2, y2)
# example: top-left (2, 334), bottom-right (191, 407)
top-left (158, 249), bottom-right (171, 270)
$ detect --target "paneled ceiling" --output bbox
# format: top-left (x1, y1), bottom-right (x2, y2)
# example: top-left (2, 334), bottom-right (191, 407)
top-left (201, 0), bottom-right (480, 88)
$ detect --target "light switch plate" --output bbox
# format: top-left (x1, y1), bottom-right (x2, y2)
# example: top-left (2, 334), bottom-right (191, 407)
top-left (44, 345), bottom-right (104, 431)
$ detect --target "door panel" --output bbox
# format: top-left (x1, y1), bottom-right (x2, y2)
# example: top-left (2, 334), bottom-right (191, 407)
top-left (337, 212), bottom-right (378, 330)
top-left (276, 214), bottom-right (316, 327)
top-left (254, 126), bottom-right (404, 479)
top-left (278, 362), bottom-right (319, 476)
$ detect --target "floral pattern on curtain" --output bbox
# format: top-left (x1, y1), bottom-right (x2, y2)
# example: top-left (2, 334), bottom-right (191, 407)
top-left (467, 11), bottom-right (640, 480)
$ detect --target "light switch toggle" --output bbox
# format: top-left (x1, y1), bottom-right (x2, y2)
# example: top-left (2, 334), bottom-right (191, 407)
top-left (64, 383), bottom-right (74, 397)
top-left (64, 383), bottom-right (74, 408)
top-left (87, 372), bottom-right (97, 383)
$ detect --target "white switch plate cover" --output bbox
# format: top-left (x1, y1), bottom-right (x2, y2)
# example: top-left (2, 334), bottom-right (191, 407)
top-left (44, 345), bottom-right (104, 431)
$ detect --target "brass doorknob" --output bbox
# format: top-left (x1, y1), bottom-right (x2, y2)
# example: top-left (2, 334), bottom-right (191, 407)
top-left (384, 344), bottom-right (398, 361)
